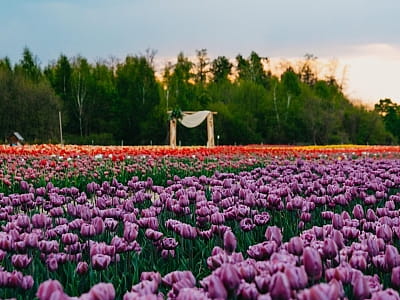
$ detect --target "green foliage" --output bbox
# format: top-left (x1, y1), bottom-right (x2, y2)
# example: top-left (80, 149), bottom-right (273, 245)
top-left (0, 47), bottom-right (397, 145)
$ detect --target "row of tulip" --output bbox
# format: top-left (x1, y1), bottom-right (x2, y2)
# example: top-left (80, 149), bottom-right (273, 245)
top-left (1, 144), bottom-right (400, 158)
top-left (0, 151), bottom-right (400, 298)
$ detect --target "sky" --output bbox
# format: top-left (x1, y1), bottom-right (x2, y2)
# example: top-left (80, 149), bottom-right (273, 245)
top-left (1, 0), bottom-right (399, 106)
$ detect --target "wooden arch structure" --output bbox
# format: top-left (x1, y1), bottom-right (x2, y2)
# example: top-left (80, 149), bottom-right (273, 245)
top-left (169, 111), bottom-right (217, 147)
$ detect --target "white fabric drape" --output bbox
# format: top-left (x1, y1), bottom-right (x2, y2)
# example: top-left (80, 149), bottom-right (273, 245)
top-left (179, 111), bottom-right (210, 128)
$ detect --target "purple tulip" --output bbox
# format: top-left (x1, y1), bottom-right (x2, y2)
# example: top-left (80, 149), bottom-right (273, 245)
top-left (36, 279), bottom-right (68, 300)
top-left (303, 247), bottom-right (322, 281)
top-left (20, 275), bottom-right (34, 290)
top-left (207, 275), bottom-right (227, 299)
top-left (265, 226), bottom-right (282, 246)
top-left (123, 222), bottom-right (139, 242)
top-left (88, 282), bottom-right (115, 300)
top-left (11, 254), bottom-right (32, 269)
top-left (391, 266), bottom-right (400, 289)
top-left (352, 275), bottom-right (371, 300)
top-left (223, 230), bottom-right (237, 254)
top-left (80, 223), bottom-right (96, 237)
top-left (285, 266), bottom-right (308, 290)
top-left (76, 261), bottom-right (89, 275)
top-left (91, 254), bottom-right (111, 270)
top-left (322, 238), bottom-right (338, 260)
top-left (287, 236), bottom-right (304, 256)
top-left (385, 245), bottom-right (400, 271)
top-left (269, 272), bottom-right (291, 300)
top-left (218, 263), bottom-right (240, 291)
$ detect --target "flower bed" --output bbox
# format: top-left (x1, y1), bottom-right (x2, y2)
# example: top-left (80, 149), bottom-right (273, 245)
top-left (0, 146), bottom-right (400, 299)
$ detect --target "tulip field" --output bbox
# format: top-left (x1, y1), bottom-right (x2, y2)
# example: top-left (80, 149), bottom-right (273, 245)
top-left (1, 144), bottom-right (400, 300)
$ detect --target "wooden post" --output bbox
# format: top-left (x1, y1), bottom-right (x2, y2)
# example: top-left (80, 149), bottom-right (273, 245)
top-left (207, 112), bottom-right (215, 147)
top-left (169, 119), bottom-right (177, 147)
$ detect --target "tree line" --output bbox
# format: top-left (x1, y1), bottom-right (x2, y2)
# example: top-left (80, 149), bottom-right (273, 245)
top-left (0, 47), bottom-right (398, 145)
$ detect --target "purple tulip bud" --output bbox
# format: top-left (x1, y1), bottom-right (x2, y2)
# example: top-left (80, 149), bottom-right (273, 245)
top-left (20, 275), bottom-right (34, 290)
top-left (123, 222), bottom-right (139, 242)
top-left (76, 261), bottom-right (89, 275)
top-left (80, 223), bottom-right (96, 237)
top-left (390, 266), bottom-right (400, 289)
top-left (322, 238), bottom-right (338, 260)
top-left (303, 247), bottom-right (322, 281)
top-left (353, 275), bottom-right (371, 300)
top-left (385, 245), bottom-right (400, 271)
top-left (61, 233), bottom-right (79, 245)
top-left (376, 224), bottom-right (393, 243)
top-left (207, 275), bottom-right (227, 299)
top-left (285, 266), bottom-right (308, 290)
top-left (287, 236), bottom-right (303, 256)
top-left (350, 253), bottom-right (367, 271)
top-left (269, 272), bottom-right (291, 300)
top-left (223, 230), bottom-right (237, 254)
top-left (332, 214), bottom-right (343, 229)
top-left (215, 263), bottom-right (240, 293)
top-left (265, 226), bottom-right (282, 246)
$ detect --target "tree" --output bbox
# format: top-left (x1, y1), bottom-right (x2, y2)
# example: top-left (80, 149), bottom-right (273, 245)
top-left (194, 49), bottom-right (209, 85)
top-left (16, 47), bottom-right (42, 82)
top-left (71, 56), bottom-right (91, 137)
top-left (116, 55), bottom-right (160, 144)
top-left (299, 53), bottom-right (317, 86)
top-left (210, 56), bottom-right (232, 84)
top-left (374, 98), bottom-right (400, 141)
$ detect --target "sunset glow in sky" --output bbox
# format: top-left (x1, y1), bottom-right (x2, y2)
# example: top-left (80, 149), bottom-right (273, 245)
top-left (1, 0), bottom-right (399, 106)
